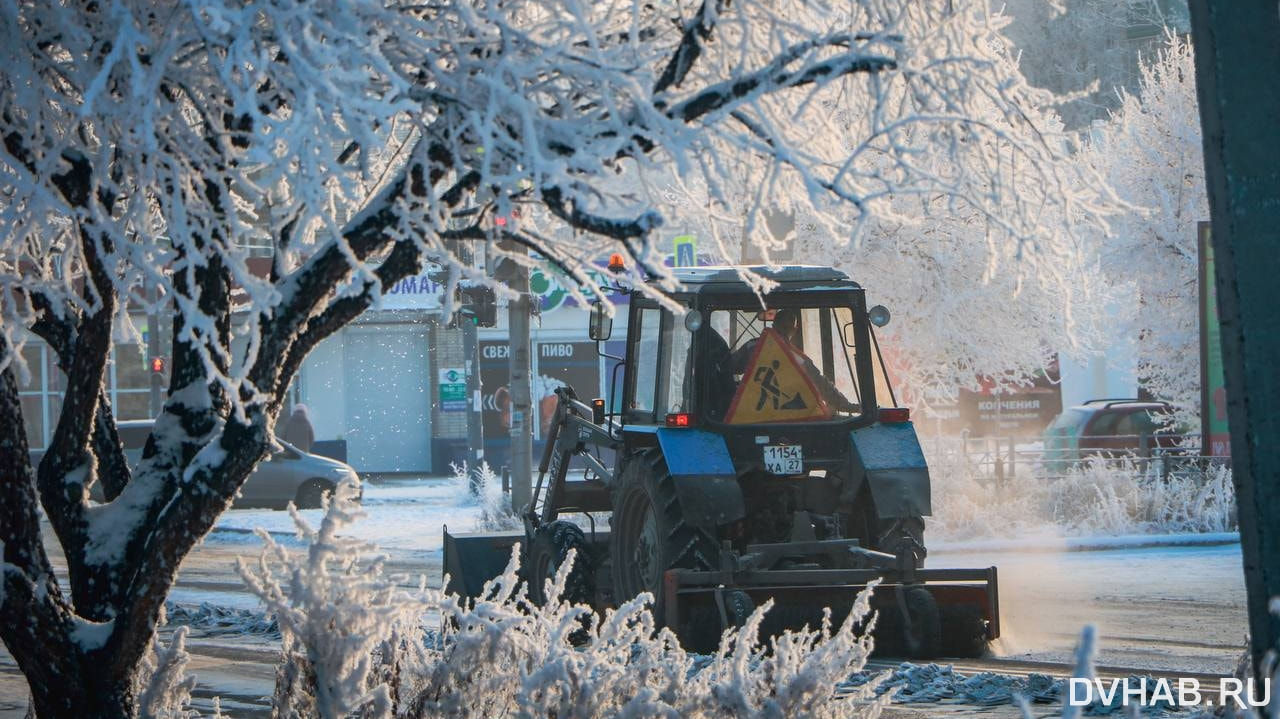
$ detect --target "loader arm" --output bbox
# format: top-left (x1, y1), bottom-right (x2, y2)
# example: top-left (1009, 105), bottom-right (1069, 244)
top-left (532, 386), bottom-right (620, 525)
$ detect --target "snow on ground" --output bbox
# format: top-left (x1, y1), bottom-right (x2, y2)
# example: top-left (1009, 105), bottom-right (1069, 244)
top-left (209, 476), bottom-right (486, 560)
top-left (936, 531), bottom-right (1239, 555)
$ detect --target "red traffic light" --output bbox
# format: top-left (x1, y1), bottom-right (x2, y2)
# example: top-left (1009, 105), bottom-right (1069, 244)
top-left (150, 356), bottom-right (167, 373)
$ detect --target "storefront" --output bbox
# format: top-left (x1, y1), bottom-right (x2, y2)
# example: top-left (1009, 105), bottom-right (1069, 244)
top-left (298, 272), bottom-right (449, 475)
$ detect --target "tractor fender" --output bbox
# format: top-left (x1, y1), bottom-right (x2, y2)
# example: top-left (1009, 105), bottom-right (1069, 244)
top-left (850, 423), bottom-right (932, 519)
top-left (648, 427), bottom-right (745, 527)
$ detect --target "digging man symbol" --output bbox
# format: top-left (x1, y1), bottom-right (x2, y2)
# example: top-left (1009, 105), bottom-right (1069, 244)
top-left (753, 359), bottom-right (809, 412)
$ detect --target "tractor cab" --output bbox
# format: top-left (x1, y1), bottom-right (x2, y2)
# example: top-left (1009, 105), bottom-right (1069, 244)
top-left (609, 266), bottom-right (891, 430)
top-left (595, 266), bottom-right (905, 488)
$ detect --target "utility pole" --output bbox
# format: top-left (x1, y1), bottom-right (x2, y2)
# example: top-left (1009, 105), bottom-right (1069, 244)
top-left (461, 313), bottom-right (485, 493)
top-left (1189, 0), bottom-right (1280, 704)
top-left (507, 248), bottom-right (534, 513)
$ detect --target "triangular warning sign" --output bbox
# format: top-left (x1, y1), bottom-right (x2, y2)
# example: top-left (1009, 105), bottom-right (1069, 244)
top-left (725, 329), bottom-right (832, 424)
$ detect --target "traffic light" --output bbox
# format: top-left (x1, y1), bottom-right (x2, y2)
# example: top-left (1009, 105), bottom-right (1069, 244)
top-left (149, 355), bottom-right (168, 391)
top-left (492, 207), bottom-right (520, 229)
top-left (459, 285), bottom-right (497, 327)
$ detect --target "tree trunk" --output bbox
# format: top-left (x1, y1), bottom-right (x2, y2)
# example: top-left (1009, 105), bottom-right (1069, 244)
top-left (1188, 0), bottom-right (1280, 705)
top-left (26, 663), bottom-right (135, 719)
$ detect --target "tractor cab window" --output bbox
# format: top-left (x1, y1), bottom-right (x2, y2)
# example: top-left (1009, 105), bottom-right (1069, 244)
top-left (629, 307), bottom-right (662, 417)
top-left (702, 304), bottom-right (866, 424)
top-left (667, 316), bottom-right (694, 413)
top-left (626, 304), bottom-right (695, 423)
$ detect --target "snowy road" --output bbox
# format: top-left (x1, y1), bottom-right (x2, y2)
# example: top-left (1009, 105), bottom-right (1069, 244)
top-left (932, 543), bottom-right (1247, 676)
top-left (0, 478), bottom-right (1248, 715)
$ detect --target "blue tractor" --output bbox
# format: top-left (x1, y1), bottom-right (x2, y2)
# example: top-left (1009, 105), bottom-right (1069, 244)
top-left (444, 265), bottom-right (999, 657)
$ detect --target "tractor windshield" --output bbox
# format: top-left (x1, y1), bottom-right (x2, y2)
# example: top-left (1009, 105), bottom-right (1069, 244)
top-left (698, 304), bottom-right (869, 425)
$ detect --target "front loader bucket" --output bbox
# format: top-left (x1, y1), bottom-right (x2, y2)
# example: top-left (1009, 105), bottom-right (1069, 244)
top-left (442, 527), bottom-right (525, 599)
top-left (662, 566), bottom-right (999, 658)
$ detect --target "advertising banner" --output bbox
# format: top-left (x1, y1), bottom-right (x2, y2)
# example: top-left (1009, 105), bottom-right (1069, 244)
top-left (952, 360), bottom-right (1064, 437)
top-left (534, 341), bottom-right (601, 438)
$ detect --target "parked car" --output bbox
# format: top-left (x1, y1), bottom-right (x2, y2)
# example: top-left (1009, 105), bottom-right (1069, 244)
top-left (84, 419), bottom-right (361, 509)
top-left (1042, 399), bottom-right (1182, 468)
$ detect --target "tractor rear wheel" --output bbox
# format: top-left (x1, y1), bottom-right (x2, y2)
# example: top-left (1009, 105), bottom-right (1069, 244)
top-left (610, 450), bottom-right (720, 625)
top-left (528, 520), bottom-right (595, 607)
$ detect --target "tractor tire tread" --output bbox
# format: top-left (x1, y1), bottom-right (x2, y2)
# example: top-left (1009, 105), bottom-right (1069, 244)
top-left (530, 520), bottom-right (594, 606)
top-left (610, 449), bottom-right (720, 621)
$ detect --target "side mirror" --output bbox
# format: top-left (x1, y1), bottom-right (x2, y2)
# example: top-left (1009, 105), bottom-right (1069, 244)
top-left (589, 300), bottom-right (613, 341)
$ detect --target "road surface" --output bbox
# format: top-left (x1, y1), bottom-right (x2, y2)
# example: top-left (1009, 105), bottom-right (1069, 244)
top-left (0, 479), bottom-right (1249, 716)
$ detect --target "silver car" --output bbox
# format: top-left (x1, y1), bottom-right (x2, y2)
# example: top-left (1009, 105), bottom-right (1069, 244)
top-left (98, 419), bottom-right (361, 509)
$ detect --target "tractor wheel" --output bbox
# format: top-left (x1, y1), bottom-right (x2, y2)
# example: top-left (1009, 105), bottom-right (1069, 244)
top-left (877, 516), bottom-right (927, 569)
top-left (610, 450), bottom-right (720, 624)
top-left (528, 520), bottom-right (595, 607)
top-left (896, 585), bottom-right (942, 659)
top-left (940, 604), bottom-right (990, 658)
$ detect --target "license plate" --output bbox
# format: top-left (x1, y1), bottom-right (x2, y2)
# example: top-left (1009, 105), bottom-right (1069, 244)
top-left (764, 444), bottom-right (803, 475)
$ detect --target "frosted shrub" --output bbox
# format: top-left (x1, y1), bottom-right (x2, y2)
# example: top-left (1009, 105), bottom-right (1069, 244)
top-left (449, 461), bottom-right (520, 531)
top-left (926, 442), bottom-right (1236, 539)
top-left (239, 478), bottom-right (423, 719)
top-left (403, 554), bottom-right (884, 719)
top-left (249, 476), bottom-right (887, 719)
top-left (133, 624), bottom-right (201, 719)
top-left (927, 451), bottom-right (1048, 540)
top-left (1045, 459), bottom-right (1236, 535)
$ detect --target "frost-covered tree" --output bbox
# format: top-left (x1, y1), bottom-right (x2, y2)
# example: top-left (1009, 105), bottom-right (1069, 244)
top-left (661, 3), bottom-right (1119, 406)
top-left (1079, 33), bottom-right (1206, 420)
top-left (1, 0), bottom-right (1113, 715)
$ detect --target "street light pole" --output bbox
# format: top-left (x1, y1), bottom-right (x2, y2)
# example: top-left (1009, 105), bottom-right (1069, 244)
top-left (507, 252), bottom-right (533, 514)
top-left (461, 314), bottom-right (485, 494)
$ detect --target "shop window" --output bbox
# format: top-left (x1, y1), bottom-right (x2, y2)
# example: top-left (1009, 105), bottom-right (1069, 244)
top-left (115, 391), bottom-right (152, 421)
top-left (20, 395), bottom-right (43, 450)
top-left (112, 344), bottom-right (150, 391)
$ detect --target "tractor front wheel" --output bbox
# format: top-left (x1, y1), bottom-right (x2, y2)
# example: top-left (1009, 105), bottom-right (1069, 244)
top-left (528, 520), bottom-right (594, 607)
top-left (610, 450), bottom-right (719, 625)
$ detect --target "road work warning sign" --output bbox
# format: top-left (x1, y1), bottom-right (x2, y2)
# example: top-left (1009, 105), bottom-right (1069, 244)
top-left (725, 329), bottom-right (831, 424)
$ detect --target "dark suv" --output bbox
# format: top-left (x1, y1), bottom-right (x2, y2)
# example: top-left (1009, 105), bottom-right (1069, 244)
top-left (1042, 399), bottom-right (1180, 467)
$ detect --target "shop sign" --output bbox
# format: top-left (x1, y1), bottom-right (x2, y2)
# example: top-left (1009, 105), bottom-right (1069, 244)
top-left (439, 367), bottom-right (467, 412)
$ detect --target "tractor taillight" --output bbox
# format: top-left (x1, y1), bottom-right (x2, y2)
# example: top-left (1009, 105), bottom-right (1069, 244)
top-left (880, 407), bottom-right (910, 423)
top-left (665, 412), bottom-right (693, 427)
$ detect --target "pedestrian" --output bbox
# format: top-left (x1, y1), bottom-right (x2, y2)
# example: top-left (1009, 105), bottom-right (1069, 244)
top-left (283, 403), bottom-right (315, 452)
